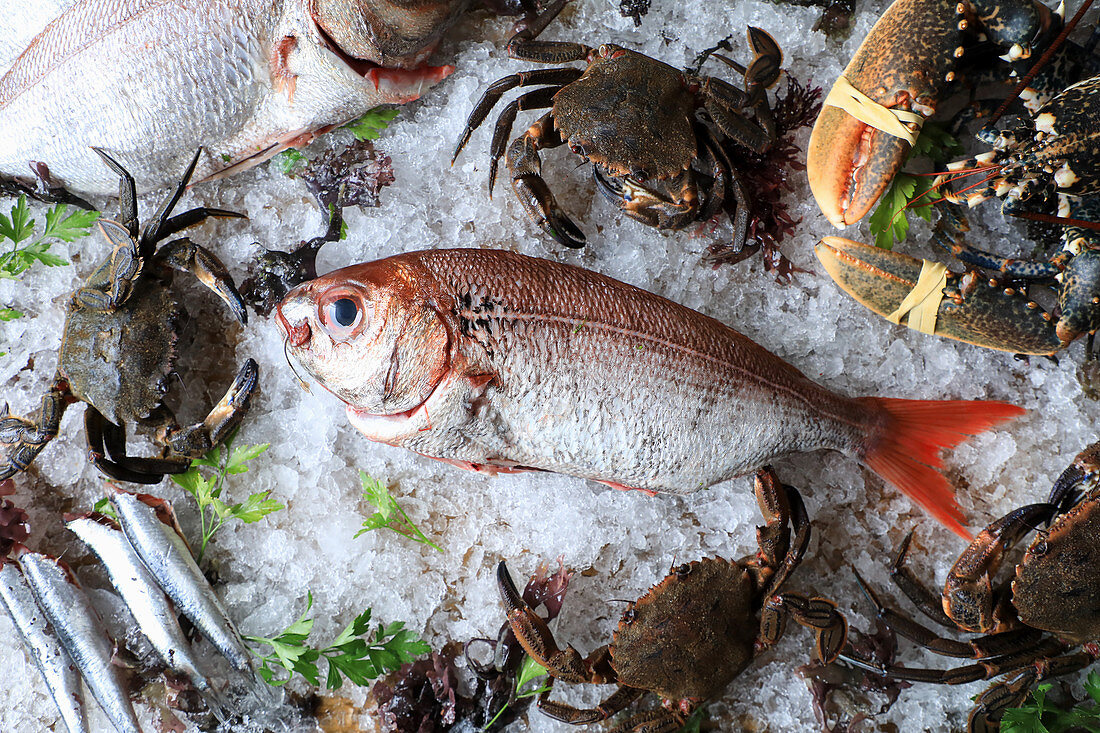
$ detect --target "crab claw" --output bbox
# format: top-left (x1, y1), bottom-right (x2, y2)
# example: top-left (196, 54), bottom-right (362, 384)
top-left (815, 237), bottom-right (1063, 354)
top-left (497, 560), bottom-right (590, 683)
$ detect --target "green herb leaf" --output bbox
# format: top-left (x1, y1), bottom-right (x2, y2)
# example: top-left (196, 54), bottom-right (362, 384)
top-left (229, 492), bottom-right (284, 523)
top-left (169, 431), bottom-right (277, 563)
top-left (908, 121), bottom-right (962, 164)
top-left (344, 107), bottom-right (400, 141)
top-left (869, 174), bottom-right (915, 250)
top-left (273, 149), bottom-right (305, 176)
top-left (246, 592), bottom-right (429, 691)
top-left (41, 205), bottom-right (99, 243)
top-left (354, 472), bottom-right (442, 551)
top-left (0, 197), bottom-right (34, 245)
top-left (516, 654), bottom-right (547, 691)
top-left (92, 496), bottom-right (119, 520)
top-left (1001, 680), bottom-right (1100, 732)
top-left (0, 307), bottom-right (21, 321)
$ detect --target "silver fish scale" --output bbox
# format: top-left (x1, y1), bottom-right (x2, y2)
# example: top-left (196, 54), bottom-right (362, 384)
top-left (0, 562), bottom-right (87, 733)
top-left (0, 0), bottom-right (273, 194)
top-left (404, 249), bottom-right (871, 492)
top-left (66, 517), bottom-right (209, 692)
top-left (18, 551), bottom-right (141, 733)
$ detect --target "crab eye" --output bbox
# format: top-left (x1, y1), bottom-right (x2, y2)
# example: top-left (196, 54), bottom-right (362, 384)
top-left (623, 606), bottom-right (636, 624)
top-left (319, 290), bottom-right (369, 341)
top-left (675, 563), bottom-right (692, 576)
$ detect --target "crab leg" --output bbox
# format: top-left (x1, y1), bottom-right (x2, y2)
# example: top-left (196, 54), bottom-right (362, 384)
top-left (451, 68), bottom-right (583, 164)
top-left (506, 114), bottom-right (587, 248)
top-left (750, 472), bottom-right (847, 664)
top-left (887, 531), bottom-right (957, 627)
top-left (538, 681), bottom-right (643, 725)
top-left (971, 650), bottom-right (1100, 731)
top-left (607, 709), bottom-right (685, 733)
top-left (761, 593), bottom-right (848, 664)
top-left (496, 560), bottom-right (614, 684)
top-left (841, 635), bottom-right (1069, 684)
top-left (0, 375), bottom-right (69, 480)
top-left (489, 87), bottom-right (561, 196)
top-left (84, 409), bottom-right (190, 484)
top-left (853, 569), bottom-right (1045, 658)
top-left (1048, 441), bottom-right (1100, 511)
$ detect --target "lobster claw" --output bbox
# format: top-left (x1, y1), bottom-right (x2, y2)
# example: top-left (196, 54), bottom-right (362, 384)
top-left (807, 105), bottom-right (915, 228)
top-left (815, 237), bottom-right (1063, 355)
top-left (804, 0), bottom-right (969, 228)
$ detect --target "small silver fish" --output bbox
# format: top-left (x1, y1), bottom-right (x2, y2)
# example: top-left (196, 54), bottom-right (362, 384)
top-left (0, 554), bottom-right (88, 733)
top-left (66, 514), bottom-right (225, 720)
top-left (109, 489), bottom-right (253, 674)
top-left (16, 548), bottom-right (141, 733)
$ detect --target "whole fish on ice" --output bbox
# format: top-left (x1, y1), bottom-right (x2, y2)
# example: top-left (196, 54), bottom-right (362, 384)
top-left (276, 249), bottom-right (1023, 537)
top-left (0, 0), bottom-right (460, 196)
top-left (66, 514), bottom-right (225, 718)
top-left (0, 556), bottom-right (87, 733)
top-left (17, 548), bottom-right (141, 733)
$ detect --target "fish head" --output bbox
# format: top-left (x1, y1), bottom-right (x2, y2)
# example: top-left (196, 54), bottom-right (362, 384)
top-left (310, 0), bottom-right (467, 68)
top-left (276, 259), bottom-right (451, 416)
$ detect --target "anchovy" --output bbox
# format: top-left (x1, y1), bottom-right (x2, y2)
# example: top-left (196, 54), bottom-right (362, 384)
top-left (65, 514), bottom-right (223, 716)
top-left (109, 490), bottom-right (253, 674)
top-left (0, 555), bottom-right (88, 733)
top-left (16, 549), bottom-right (141, 733)
top-left (276, 249), bottom-right (1025, 538)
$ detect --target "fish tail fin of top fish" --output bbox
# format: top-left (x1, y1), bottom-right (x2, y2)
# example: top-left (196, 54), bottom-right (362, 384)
top-left (856, 397), bottom-right (1026, 539)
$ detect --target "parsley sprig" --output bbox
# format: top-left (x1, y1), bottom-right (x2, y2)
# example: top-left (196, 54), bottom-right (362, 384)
top-left (1000, 672), bottom-right (1100, 732)
top-left (345, 107), bottom-right (400, 141)
top-left (0, 196), bottom-right (98, 322)
top-left (484, 654), bottom-right (552, 730)
top-left (170, 431), bottom-right (281, 563)
top-left (355, 472), bottom-right (442, 552)
top-left (868, 122), bottom-right (962, 249)
top-left (244, 592), bottom-right (430, 689)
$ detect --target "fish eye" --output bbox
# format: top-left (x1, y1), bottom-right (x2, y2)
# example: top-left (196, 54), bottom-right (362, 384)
top-left (319, 289), bottom-right (368, 341)
top-left (332, 298), bottom-right (358, 326)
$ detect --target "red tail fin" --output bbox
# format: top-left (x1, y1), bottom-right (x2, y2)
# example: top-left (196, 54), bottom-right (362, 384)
top-left (857, 397), bottom-right (1025, 539)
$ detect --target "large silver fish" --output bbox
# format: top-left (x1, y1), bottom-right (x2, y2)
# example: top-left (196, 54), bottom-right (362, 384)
top-left (17, 548), bottom-right (141, 733)
top-left (109, 489), bottom-right (253, 674)
top-left (0, 555), bottom-right (88, 733)
top-left (0, 0), bottom-right (458, 195)
top-left (66, 514), bottom-right (224, 718)
top-left (276, 248), bottom-right (1024, 538)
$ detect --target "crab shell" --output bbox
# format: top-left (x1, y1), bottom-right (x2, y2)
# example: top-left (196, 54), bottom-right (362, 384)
top-left (553, 47), bottom-right (696, 183)
top-left (1012, 492), bottom-right (1100, 642)
top-left (59, 278), bottom-right (180, 428)
top-left (609, 558), bottom-right (756, 702)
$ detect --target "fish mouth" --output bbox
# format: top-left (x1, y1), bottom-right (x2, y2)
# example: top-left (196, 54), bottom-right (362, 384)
top-left (309, 12), bottom-right (454, 102)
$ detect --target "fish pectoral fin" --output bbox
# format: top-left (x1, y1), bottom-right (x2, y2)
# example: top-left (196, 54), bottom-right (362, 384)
top-left (596, 479), bottom-right (658, 497)
top-left (420, 454), bottom-right (538, 476)
top-left (271, 35), bottom-right (299, 102)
